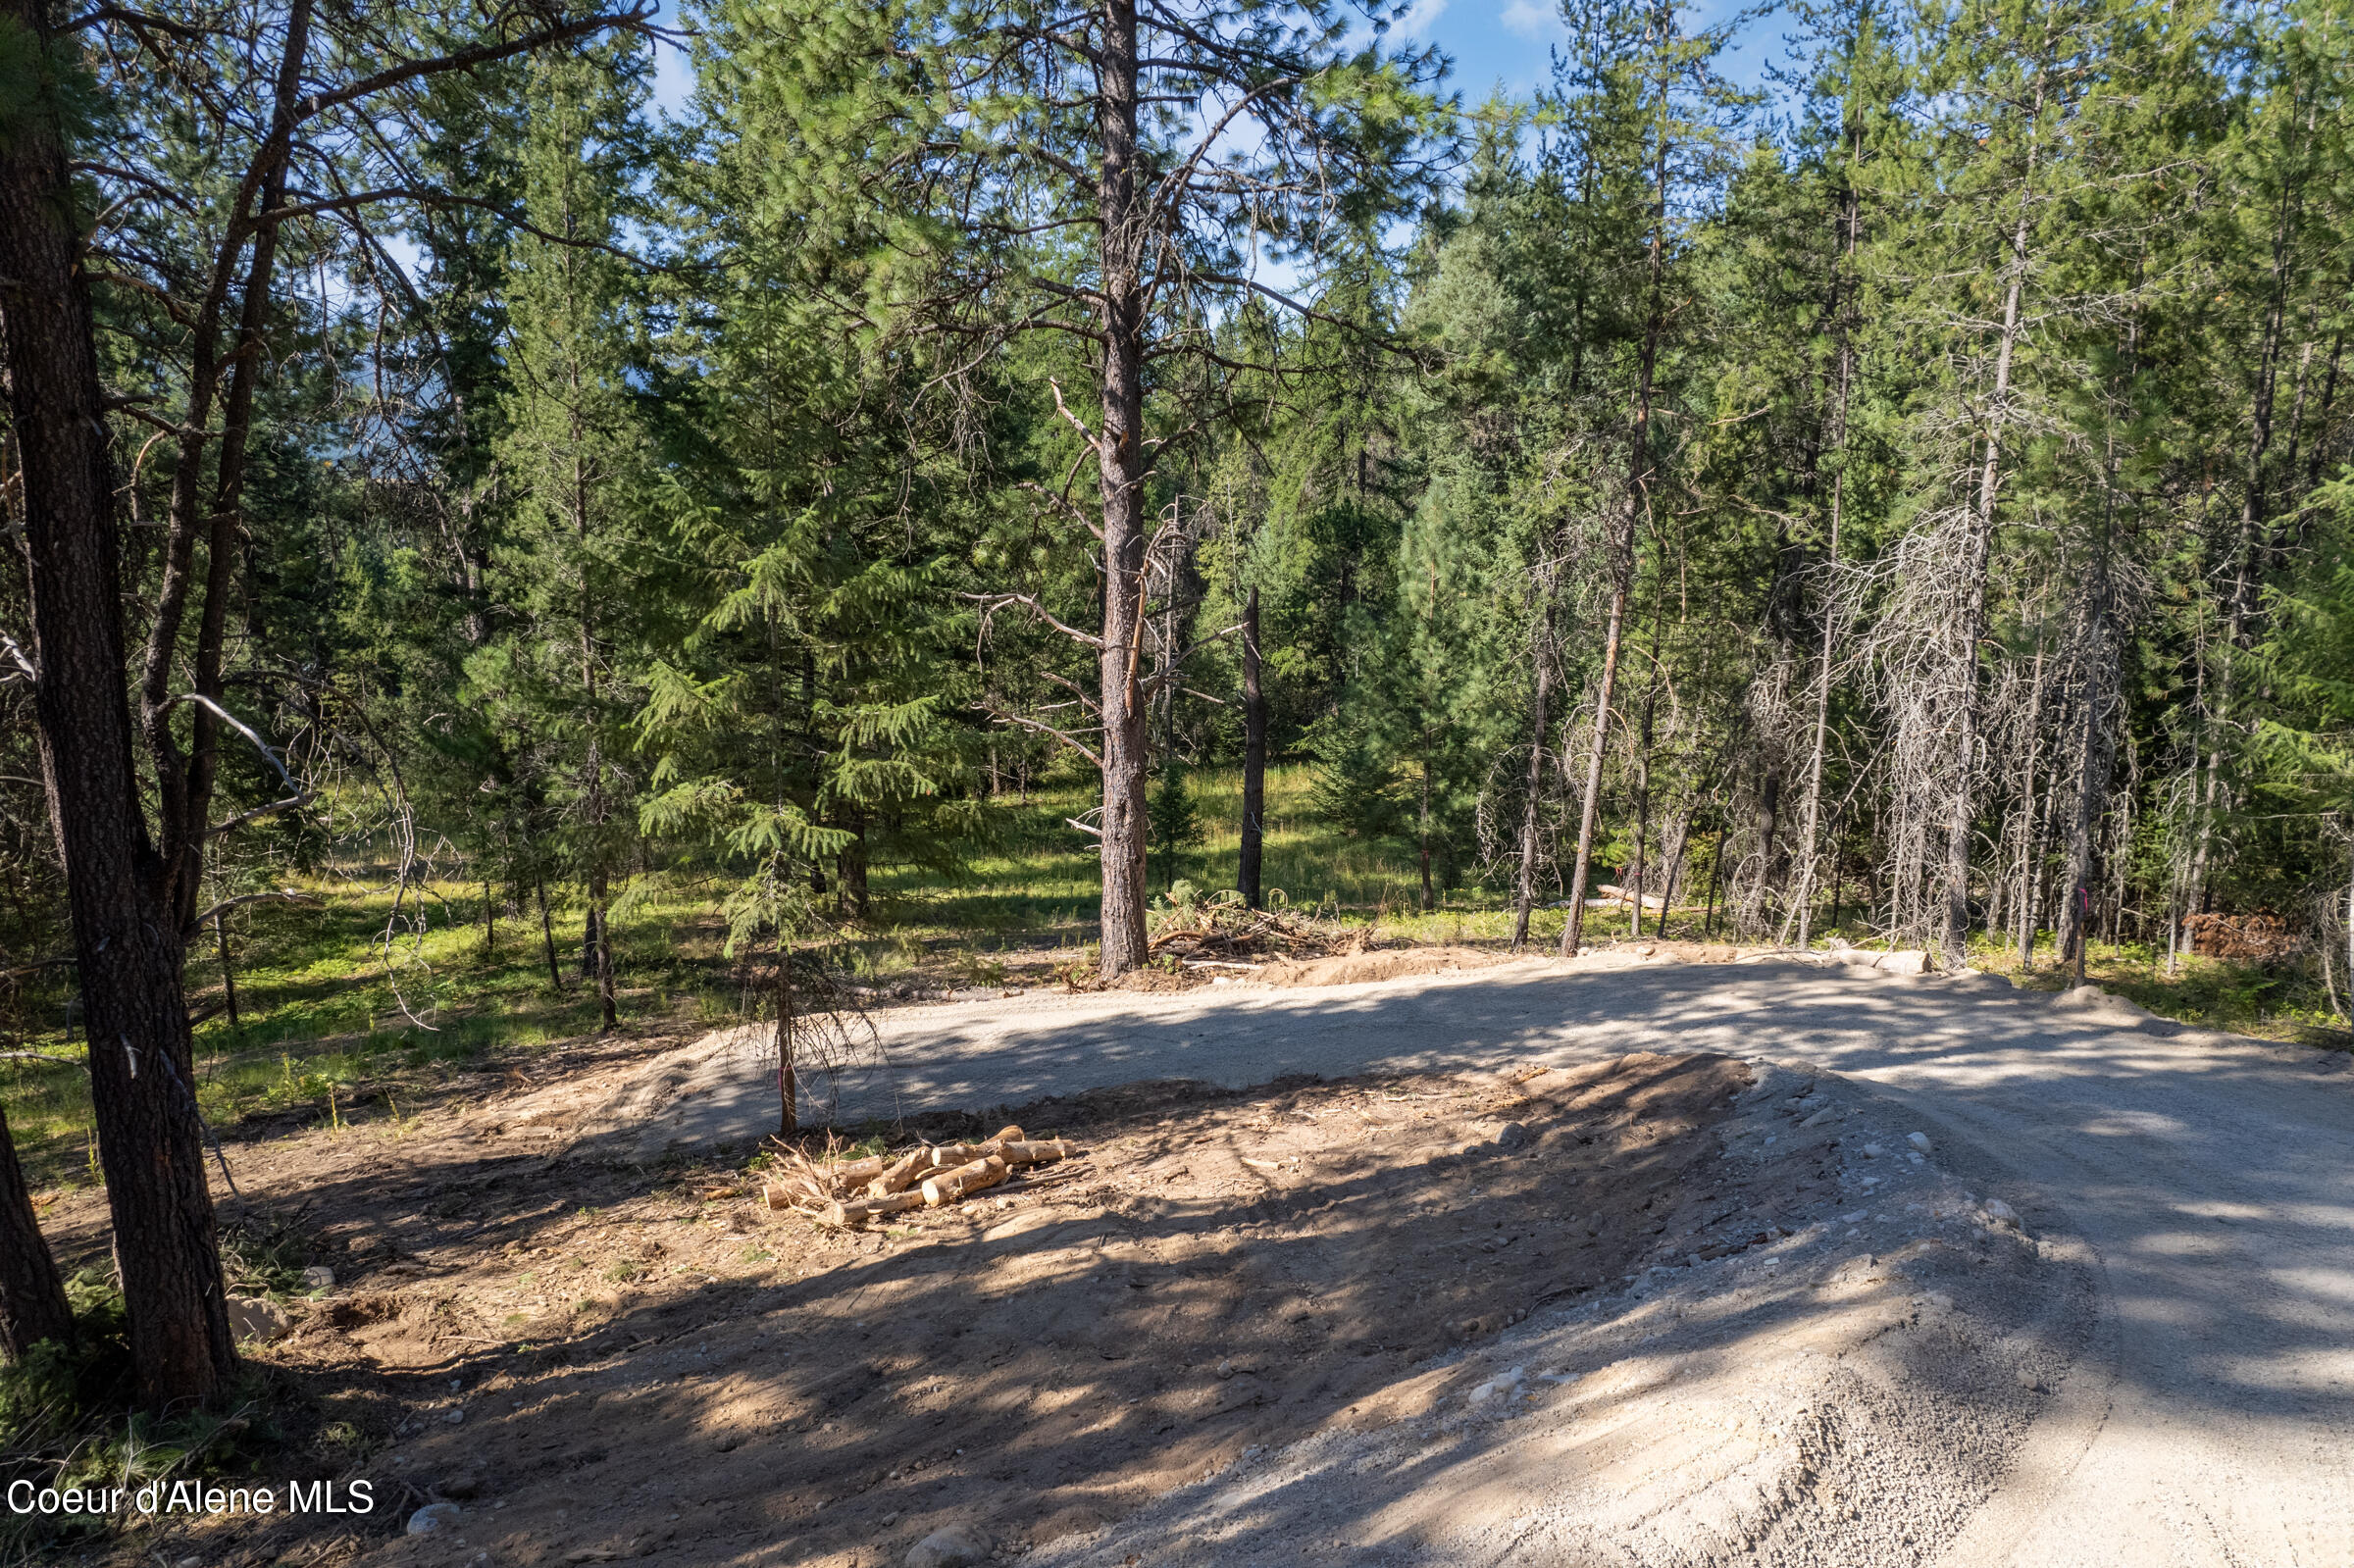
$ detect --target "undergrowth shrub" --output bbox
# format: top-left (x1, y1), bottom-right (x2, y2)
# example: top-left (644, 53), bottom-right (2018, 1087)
top-left (1, 1273), bottom-right (281, 1554)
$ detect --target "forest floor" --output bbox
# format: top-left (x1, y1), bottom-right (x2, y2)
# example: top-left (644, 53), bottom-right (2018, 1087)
top-left (24, 947), bottom-right (2354, 1567)
top-left (28, 1023), bottom-right (2081, 1568)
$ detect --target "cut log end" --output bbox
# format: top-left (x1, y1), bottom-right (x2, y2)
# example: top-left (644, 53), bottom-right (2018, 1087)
top-left (922, 1154), bottom-right (1009, 1207)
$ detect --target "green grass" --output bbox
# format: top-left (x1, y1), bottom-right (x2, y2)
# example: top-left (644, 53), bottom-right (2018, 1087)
top-left (1972, 933), bottom-right (2352, 1044)
top-left (863, 764), bottom-right (1491, 937)
top-left (7, 764), bottom-right (1499, 1182)
top-left (8, 763), bottom-right (2344, 1185)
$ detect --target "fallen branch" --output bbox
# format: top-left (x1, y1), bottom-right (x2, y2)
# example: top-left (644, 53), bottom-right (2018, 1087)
top-left (188, 887), bottom-right (321, 931)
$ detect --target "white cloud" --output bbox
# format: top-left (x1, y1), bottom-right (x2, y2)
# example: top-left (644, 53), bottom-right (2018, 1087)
top-left (1396, 0), bottom-right (1449, 40)
top-left (1501, 0), bottom-right (1564, 41)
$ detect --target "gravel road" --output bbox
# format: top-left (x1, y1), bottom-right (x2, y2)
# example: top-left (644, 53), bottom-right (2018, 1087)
top-left (600, 953), bottom-right (2354, 1563)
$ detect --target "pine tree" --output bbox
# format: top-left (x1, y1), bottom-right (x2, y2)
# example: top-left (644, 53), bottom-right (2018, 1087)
top-left (482, 42), bottom-right (660, 1030)
top-left (727, 0), bottom-right (1450, 974)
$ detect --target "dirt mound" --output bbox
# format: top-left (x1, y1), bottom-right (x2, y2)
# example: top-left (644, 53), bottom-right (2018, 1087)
top-left (2050, 983), bottom-right (2161, 1025)
top-left (1260, 944), bottom-right (1503, 987)
top-left (127, 1051), bottom-right (1934, 1568)
top-left (1034, 1058), bottom-right (2087, 1568)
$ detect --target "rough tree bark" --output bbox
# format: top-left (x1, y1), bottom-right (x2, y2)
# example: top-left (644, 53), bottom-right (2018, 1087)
top-left (1092, 0), bottom-right (1151, 976)
top-left (774, 936), bottom-right (798, 1135)
top-left (0, 1104), bottom-right (74, 1363)
top-left (0, 0), bottom-right (237, 1404)
top-left (1239, 586), bottom-right (1265, 910)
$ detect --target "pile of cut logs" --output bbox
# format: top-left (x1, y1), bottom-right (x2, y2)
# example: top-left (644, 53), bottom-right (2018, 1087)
top-left (765, 1125), bottom-right (1079, 1229)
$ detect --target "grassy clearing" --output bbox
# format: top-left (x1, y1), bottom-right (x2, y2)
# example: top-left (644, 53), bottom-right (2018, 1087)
top-left (1970, 934), bottom-right (2352, 1045)
top-left (878, 764), bottom-right (1495, 936)
top-left (5, 765), bottom-right (1497, 1182)
top-left (7, 762), bottom-right (2343, 1185)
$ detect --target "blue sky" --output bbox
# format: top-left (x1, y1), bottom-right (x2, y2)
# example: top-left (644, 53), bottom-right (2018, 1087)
top-left (1402, 0), bottom-right (1782, 100)
top-left (646, 2), bottom-right (1785, 123)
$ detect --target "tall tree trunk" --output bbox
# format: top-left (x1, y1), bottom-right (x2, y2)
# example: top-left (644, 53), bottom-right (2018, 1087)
top-left (1790, 122), bottom-right (1862, 949)
top-left (2061, 362), bottom-right (2129, 984)
top-left (1093, 0), bottom-right (1151, 976)
top-left (2185, 181), bottom-right (2301, 960)
top-left (1510, 606), bottom-right (1556, 951)
top-left (774, 936), bottom-right (797, 1136)
top-left (214, 909), bottom-right (240, 1032)
top-left (588, 857), bottom-right (615, 1028)
top-left (1418, 755), bottom-right (1435, 913)
top-left (141, 0), bottom-right (315, 933)
top-left (839, 807), bottom-right (871, 922)
top-left (1657, 803), bottom-right (1693, 931)
top-left (1627, 577), bottom-right (1666, 937)
top-left (1563, 125), bottom-right (1668, 958)
top-left (0, 1104), bottom-right (74, 1363)
top-left (0, 0), bottom-right (236, 1405)
top-left (2011, 638), bottom-right (2048, 965)
top-left (1944, 106), bottom-right (2040, 967)
top-left (575, 389), bottom-right (616, 1026)
top-left (1239, 586), bottom-right (1265, 910)
top-left (536, 871), bottom-right (562, 991)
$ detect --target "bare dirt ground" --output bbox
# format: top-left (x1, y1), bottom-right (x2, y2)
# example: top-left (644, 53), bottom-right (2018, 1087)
top-left (26, 947), bottom-right (2352, 1568)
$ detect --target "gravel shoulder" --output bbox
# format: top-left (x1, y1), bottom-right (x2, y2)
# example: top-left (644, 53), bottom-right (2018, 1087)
top-left (499, 949), bottom-right (2354, 1566)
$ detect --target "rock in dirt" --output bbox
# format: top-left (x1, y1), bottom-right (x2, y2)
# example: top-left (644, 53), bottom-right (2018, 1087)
top-left (407, 1503), bottom-right (461, 1537)
top-left (1982, 1197), bottom-right (2021, 1229)
top-left (1494, 1121), bottom-right (1530, 1150)
top-left (1799, 1107), bottom-right (1838, 1128)
top-left (1907, 1132), bottom-right (1934, 1154)
top-left (903, 1524), bottom-right (997, 1568)
top-left (225, 1296), bottom-right (288, 1343)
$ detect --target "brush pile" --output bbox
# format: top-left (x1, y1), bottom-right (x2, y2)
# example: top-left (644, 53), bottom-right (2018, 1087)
top-left (2182, 911), bottom-right (2297, 962)
top-left (1146, 904), bottom-right (1359, 969)
top-left (763, 1126), bottom-right (1081, 1228)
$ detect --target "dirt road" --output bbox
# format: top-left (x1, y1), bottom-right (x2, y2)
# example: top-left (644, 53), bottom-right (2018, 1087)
top-left (614, 954), bottom-right (2353, 1566)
